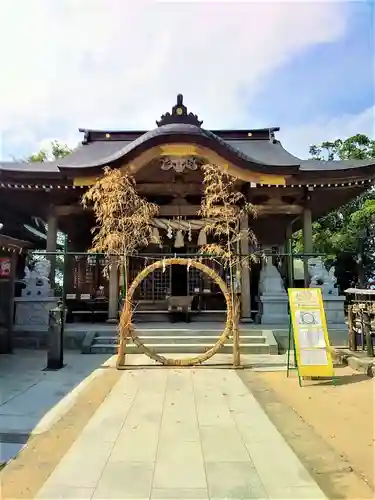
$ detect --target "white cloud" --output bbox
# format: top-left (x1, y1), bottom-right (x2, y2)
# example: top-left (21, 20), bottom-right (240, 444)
top-left (0, 0), bottom-right (350, 158)
top-left (280, 105), bottom-right (375, 158)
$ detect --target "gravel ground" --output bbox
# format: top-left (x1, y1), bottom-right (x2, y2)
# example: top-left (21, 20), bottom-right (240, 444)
top-left (239, 365), bottom-right (374, 500)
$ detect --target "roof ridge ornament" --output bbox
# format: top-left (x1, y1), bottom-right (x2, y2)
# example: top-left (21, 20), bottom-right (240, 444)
top-left (156, 94), bottom-right (203, 127)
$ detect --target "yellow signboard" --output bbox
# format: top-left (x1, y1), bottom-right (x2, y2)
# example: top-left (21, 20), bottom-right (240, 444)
top-left (288, 288), bottom-right (334, 380)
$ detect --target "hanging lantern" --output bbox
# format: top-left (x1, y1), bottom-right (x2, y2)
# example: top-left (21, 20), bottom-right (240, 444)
top-left (198, 228), bottom-right (207, 246)
top-left (175, 230), bottom-right (184, 248)
top-left (167, 224), bottom-right (173, 239)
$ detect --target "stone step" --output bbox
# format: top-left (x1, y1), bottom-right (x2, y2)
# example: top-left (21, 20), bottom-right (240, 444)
top-left (92, 335), bottom-right (266, 345)
top-left (92, 335), bottom-right (266, 346)
top-left (131, 328), bottom-right (263, 335)
top-left (92, 330), bottom-right (264, 338)
top-left (134, 313), bottom-right (227, 323)
top-left (90, 342), bottom-right (271, 355)
top-left (102, 328), bottom-right (263, 335)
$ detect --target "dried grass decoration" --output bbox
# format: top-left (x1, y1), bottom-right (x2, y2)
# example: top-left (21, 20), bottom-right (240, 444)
top-left (82, 168), bottom-right (158, 258)
top-left (199, 164), bottom-right (257, 367)
top-left (117, 258), bottom-right (234, 367)
top-left (82, 167), bottom-right (158, 296)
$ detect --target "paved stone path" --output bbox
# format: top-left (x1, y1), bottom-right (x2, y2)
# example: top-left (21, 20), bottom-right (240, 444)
top-left (35, 368), bottom-right (326, 500)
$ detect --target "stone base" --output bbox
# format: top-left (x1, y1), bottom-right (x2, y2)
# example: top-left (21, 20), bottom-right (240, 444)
top-left (323, 295), bottom-right (346, 325)
top-left (14, 297), bottom-right (60, 333)
top-left (260, 294), bottom-right (289, 325)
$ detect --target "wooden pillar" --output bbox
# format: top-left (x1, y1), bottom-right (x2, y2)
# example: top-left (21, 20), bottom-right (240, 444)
top-left (302, 199), bottom-right (313, 287)
top-left (46, 210), bottom-right (58, 290)
top-left (108, 258), bottom-right (119, 322)
top-left (240, 215), bottom-right (251, 320)
top-left (66, 241), bottom-right (76, 296)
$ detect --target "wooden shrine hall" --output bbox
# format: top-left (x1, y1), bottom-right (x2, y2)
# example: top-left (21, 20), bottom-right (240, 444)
top-left (1, 94), bottom-right (375, 323)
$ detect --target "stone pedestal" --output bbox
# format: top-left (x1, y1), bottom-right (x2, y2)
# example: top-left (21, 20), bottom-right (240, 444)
top-left (259, 256), bottom-right (289, 326)
top-left (14, 297), bottom-right (60, 332)
top-left (323, 295), bottom-right (346, 325)
top-left (260, 294), bottom-right (289, 325)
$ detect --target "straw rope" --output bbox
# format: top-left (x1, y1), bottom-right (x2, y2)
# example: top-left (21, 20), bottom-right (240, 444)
top-left (116, 257), bottom-right (233, 367)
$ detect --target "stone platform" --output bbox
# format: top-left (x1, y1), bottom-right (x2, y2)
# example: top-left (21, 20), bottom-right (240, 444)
top-left (330, 347), bottom-right (375, 377)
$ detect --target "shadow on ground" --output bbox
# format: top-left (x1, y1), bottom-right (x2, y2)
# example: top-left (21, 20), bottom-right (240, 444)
top-left (310, 373), bottom-right (371, 387)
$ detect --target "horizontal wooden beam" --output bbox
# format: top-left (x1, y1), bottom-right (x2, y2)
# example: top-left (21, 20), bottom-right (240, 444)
top-left (158, 205), bottom-right (201, 216)
top-left (137, 182), bottom-right (202, 195)
top-left (255, 204), bottom-right (302, 216)
top-left (52, 201), bottom-right (302, 218)
top-left (54, 205), bottom-right (88, 216)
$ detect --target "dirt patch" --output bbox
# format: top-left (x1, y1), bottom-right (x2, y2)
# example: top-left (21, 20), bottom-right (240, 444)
top-left (239, 366), bottom-right (374, 500)
top-left (0, 366), bottom-right (121, 499)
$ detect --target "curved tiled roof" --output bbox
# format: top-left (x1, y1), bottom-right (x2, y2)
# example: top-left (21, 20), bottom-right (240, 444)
top-left (0, 161), bottom-right (59, 174)
top-left (57, 124), bottom-right (301, 174)
top-left (1, 123), bottom-right (374, 181)
top-left (300, 158), bottom-right (375, 171)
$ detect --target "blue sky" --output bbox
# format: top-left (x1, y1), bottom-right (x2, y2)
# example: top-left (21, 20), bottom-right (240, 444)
top-left (250, 2), bottom-right (374, 127)
top-left (0, 0), bottom-right (374, 161)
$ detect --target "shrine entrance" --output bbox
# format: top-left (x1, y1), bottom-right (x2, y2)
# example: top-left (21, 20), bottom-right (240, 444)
top-left (170, 255), bottom-right (188, 296)
top-left (128, 242), bottom-right (227, 314)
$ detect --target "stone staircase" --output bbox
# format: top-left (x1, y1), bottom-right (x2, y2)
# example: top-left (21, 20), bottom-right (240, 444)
top-left (81, 324), bottom-right (277, 355)
top-left (133, 312), bottom-right (227, 323)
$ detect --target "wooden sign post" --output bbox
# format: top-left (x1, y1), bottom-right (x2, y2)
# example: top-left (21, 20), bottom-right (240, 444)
top-left (287, 288), bottom-right (335, 386)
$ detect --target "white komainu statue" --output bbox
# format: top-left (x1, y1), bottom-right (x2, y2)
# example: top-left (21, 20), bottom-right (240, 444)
top-left (22, 259), bottom-right (52, 297)
top-left (308, 257), bottom-right (338, 296)
top-left (259, 257), bottom-right (286, 295)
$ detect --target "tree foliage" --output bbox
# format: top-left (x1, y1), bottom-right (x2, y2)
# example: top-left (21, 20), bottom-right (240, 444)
top-left (27, 140), bottom-right (72, 162)
top-left (294, 134), bottom-right (375, 287)
top-left (309, 134), bottom-right (375, 161)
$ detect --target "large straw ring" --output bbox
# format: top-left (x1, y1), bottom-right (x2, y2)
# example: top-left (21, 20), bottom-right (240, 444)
top-left (117, 258), bottom-right (233, 366)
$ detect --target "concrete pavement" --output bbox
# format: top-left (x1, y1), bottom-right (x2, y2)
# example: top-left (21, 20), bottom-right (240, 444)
top-left (35, 367), bottom-right (326, 500)
top-left (0, 351), bottom-right (110, 464)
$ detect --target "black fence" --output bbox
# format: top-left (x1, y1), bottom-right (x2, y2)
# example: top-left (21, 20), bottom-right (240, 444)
top-left (18, 249), bottom-right (334, 323)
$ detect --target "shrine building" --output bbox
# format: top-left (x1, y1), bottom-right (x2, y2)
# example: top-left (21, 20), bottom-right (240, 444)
top-left (1, 94), bottom-right (375, 326)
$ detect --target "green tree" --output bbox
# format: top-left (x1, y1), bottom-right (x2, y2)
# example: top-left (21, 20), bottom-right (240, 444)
top-left (294, 134), bottom-right (375, 289)
top-left (27, 140), bottom-right (72, 162)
